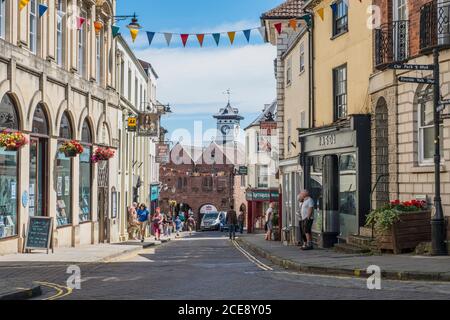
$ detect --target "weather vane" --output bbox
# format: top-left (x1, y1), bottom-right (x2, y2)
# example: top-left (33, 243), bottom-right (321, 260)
top-left (223, 89), bottom-right (231, 104)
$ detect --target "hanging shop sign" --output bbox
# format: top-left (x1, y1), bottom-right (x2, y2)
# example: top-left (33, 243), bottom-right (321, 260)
top-left (127, 117), bottom-right (137, 132)
top-left (137, 113), bottom-right (159, 137)
top-left (156, 143), bottom-right (170, 163)
top-left (150, 185), bottom-right (160, 202)
top-left (238, 166), bottom-right (248, 176)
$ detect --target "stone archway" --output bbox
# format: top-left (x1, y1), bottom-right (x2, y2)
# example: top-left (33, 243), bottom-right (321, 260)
top-left (373, 97), bottom-right (390, 208)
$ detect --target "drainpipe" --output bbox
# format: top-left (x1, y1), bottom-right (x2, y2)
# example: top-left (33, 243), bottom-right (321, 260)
top-left (308, 16), bottom-right (315, 129)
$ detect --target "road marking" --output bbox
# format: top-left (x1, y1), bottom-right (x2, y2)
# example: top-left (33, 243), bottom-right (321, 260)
top-left (232, 240), bottom-right (273, 271)
top-left (36, 281), bottom-right (73, 300)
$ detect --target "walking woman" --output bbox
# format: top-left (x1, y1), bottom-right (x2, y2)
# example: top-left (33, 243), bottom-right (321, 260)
top-left (137, 203), bottom-right (150, 243)
top-left (152, 207), bottom-right (163, 241)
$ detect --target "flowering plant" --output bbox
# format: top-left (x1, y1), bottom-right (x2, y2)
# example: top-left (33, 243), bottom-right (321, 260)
top-left (59, 140), bottom-right (84, 156)
top-left (91, 147), bottom-right (115, 163)
top-left (366, 199), bottom-right (429, 232)
top-left (0, 130), bottom-right (28, 151)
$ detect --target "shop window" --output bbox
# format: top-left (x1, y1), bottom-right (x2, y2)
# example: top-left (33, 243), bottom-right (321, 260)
top-left (333, 64), bottom-right (347, 120)
top-left (0, 0), bottom-right (6, 39)
top-left (56, 112), bottom-right (73, 227)
top-left (418, 85), bottom-right (443, 164)
top-left (0, 94), bottom-right (18, 239)
top-left (332, 0), bottom-right (348, 37)
top-left (80, 120), bottom-right (92, 222)
top-left (339, 153), bottom-right (357, 237)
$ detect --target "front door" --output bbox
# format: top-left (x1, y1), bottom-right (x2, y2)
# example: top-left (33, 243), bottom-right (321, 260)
top-left (29, 137), bottom-right (47, 217)
top-left (97, 161), bottom-right (109, 243)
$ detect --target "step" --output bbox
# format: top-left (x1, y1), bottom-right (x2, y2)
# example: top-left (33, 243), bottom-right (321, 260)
top-left (347, 235), bottom-right (375, 248)
top-left (333, 243), bottom-right (371, 255)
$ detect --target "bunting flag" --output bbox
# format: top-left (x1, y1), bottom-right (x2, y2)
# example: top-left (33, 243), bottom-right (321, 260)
top-left (274, 22), bottom-right (282, 35)
top-left (243, 29), bottom-right (251, 43)
top-left (164, 33), bottom-right (173, 46)
top-left (196, 34), bottom-right (205, 47)
top-left (289, 19), bottom-right (297, 31)
top-left (147, 32), bottom-right (155, 45)
top-left (258, 26), bottom-right (266, 42)
top-left (19, 0), bottom-right (30, 11)
top-left (112, 25), bottom-right (121, 37)
top-left (38, 4), bottom-right (48, 17)
top-left (317, 8), bottom-right (325, 21)
top-left (227, 31), bottom-right (236, 45)
top-left (180, 34), bottom-right (189, 47)
top-left (76, 17), bottom-right (86, 30)
top-left (212, 33), bottom-right (220, 46)
top-left (130, 28), bottom-right (139, 43)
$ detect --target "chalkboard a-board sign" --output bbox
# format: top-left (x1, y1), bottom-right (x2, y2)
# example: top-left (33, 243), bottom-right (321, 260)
top-left (25, 217), bottom-right (54, 254)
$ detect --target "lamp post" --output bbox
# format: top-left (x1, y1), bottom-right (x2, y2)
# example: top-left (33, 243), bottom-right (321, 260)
top-left (431, 48), bottom-right (448, 256)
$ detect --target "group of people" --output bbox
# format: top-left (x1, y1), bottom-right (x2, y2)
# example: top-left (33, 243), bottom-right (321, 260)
top-left (127, 203), bottom-right (197, 242)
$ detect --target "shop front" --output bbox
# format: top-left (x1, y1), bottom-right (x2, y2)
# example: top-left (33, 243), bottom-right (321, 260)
top-left (299, 115), bottom-right (371, 248)
top-left (246, 189), bottom-right (281, 234)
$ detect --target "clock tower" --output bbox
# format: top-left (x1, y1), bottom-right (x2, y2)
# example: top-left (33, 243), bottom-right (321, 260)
top-left (213, 102), bottom-right (244, 145)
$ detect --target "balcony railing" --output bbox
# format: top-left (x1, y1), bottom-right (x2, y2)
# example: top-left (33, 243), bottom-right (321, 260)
top-left (420, 0), bottom-right (450, 51)
top-left (374, 20), bottom-right (409, 69)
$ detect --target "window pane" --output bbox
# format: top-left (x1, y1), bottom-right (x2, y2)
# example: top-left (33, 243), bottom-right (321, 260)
top-left (56, 146), bottom-right (72, 226)
top-left (79, 146), bottom-right (91, 222)
top-left (0, 149), bottom-right (18, 238)
top-left (0, 0), bottom-right (5, 39)
top-left (32, 105), bottom-right (48, 135)
top-left (421, 100), bottom-right (434, 127)
top-left (0, 94), bottom-right (19, 130)
top-left (59, 112), bottom-right (72, 139)
top-left (422, 127), bottom-right (443, 160)
top-left (81, 120), bottom-right (92, 143)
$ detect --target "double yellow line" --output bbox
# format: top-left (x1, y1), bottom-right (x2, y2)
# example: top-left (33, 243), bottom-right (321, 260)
top-left (36, 281), bottom-right (73, 300)
top-left (232, 240), bottom-right (273, 271)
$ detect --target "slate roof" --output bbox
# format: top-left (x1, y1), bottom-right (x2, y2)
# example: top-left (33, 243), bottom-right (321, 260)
top-left (245, 101), bottom-right (277, 130)
top-left (261, 0), bottom-right (305, 19)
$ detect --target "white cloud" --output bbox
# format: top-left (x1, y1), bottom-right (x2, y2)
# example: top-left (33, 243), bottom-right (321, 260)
top-left (134, 43), bottom-right (277, 115)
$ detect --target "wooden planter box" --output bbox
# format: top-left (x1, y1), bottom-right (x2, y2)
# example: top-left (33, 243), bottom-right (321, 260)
top-left (376, 210), bottom-right (432, 254)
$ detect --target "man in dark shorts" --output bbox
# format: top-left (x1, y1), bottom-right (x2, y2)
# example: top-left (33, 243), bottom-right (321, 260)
top-left (300, 190), bottom-right (315, 250)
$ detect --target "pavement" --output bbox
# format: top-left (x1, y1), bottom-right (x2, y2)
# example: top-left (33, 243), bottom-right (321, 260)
top-left (236, 234), bottom-right (450, 282)
top-left (0, 233), bottom-right (178, 300)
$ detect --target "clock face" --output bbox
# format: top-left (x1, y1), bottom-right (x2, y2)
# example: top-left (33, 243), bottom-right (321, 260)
top-left (221, 125), bottom-right (231, 135)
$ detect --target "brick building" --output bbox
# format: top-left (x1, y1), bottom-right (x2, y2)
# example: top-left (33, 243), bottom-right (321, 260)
top-left (370, 0), bottom-right (450, 241)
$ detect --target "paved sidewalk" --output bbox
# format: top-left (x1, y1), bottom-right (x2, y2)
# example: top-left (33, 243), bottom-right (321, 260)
top-left (0, 232), bottom-right (187, 299)
top-left (237, 234), bottom-right (450, 282)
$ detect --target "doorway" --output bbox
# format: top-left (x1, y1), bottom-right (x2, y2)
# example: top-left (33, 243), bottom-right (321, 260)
top-left (29, 137), bottom-right (47, 217)
top-left (97, 160), bottom-right (109, 243)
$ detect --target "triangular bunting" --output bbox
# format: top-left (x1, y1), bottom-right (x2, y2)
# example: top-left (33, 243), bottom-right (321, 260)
top-left (212, 33), bottom-right (221, 46)
top-left (317, 8), bottom-right (325, 21)
top-left (196, 34), bottom-right (205, 47)
top-left (147, 32), bottom-right (155, 45)
top-left (258, 26), bottom-right (266, 42)
top-left (19, 0), bottom-right (30, 11)
top-left (181, 34), bottom-right (189, 47)
top-left (289, 19), bottom-right (297, 31)
top-left (38, 4), bottom-right (48, 17)
top-left (243, 29), bottom-right (251, 43)
top-left (164, 33), bottom-right (173, 46)
top-left (130, 28), bottom-right (139, 43)
top-left (227, 31), bottom-right (236, 45)
top-left (274, 22), bottom-right (282, 35)
top-left (111, 25), bottom-right (120, 37)
top-left (76, 17), bottom-right (86, 30)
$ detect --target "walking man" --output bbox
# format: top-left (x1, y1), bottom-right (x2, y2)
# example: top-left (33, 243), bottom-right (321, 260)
top-left (238, 204), bottom-right (245, 234)
top-left (227, 204), bottom-right (238, 240)
top-left (300, 190), bottom-right (315, 250)
top-left (137, 203), bottom-right (150, 243)
top-left (265, 202), bottom-right (275, 241)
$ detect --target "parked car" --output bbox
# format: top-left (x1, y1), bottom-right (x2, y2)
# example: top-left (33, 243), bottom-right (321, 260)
top-left (200, 212), bottom-right (225, 231)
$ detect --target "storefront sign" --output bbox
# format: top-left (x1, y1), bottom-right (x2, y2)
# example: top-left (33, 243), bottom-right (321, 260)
top-left (127, 117), bottom-right (137, 132)
top-left (156, 143), bottom-right (170, 163)
top-left (319, 134), bottom-right (337, 147)
top-left (137, 113), bottom-right (159, 137)
top-left (302, 130), bottom-right (356, 154)
top-left (150, 185), bottom-right (160, 201)
top-left (260, 121), bottom-right (277, 136)
top-left (25, 216), bottom-right (54, 254)
top-left (246, 190), bottom-right (279, 201)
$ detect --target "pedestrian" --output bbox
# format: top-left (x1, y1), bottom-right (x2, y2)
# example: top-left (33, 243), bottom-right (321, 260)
top-left (179, 211), bottom-right (186, 231)
top-left (187, 215), bottom-right (196, 236)
top-left (175, 215), bottom-right (182, 237)
top-left (127, 202), bottom-right (139, 240)
top-left (238, 204), bottom-right (245, 234)
top-left (226, 204), bottom-right (238, 240)
top-left (137, 203), bottom-right (150, 243)
top-left (162, 213), bottom-right (170, 237)
top-left (152, 207), bottom-right (163, 241)
top-left (300, 190), bottom-right (315, 251)
top-left (265, 202), bottom-right (275, 241)
top-left (296, 193), bottom-right (307, 247)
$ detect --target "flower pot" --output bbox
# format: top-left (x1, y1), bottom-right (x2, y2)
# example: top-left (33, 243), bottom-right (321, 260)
top-left (64, 149), bottom-right (78, 157)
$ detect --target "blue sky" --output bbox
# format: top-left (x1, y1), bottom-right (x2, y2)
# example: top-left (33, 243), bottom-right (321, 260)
top-left (116, 0), bottom-right (284, 145)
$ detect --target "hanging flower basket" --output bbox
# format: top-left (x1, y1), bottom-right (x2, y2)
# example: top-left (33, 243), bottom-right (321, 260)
top-left (91, 147), bottom-right (115, 163)
top-left (59, 140), bottom-right (84, 158)
top-left (0, 130), bottom-right (28, 151)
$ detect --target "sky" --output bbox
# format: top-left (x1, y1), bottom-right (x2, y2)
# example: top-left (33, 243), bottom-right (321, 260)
top-left (116, 0), bottom-right (284, 146)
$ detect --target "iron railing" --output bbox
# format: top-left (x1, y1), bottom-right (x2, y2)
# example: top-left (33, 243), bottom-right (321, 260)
top-left (374, 20), bottom-right (409, 69)
top-left (420, 0), bottom-right (450, 51)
